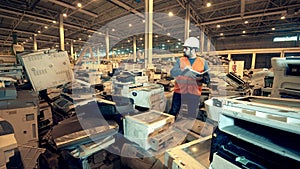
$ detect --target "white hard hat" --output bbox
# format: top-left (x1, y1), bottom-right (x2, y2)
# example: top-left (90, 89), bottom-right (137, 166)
top-left (183, 37), bottom-right (199, 49)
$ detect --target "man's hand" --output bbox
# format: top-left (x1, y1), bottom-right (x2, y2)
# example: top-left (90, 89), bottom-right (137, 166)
top-left (183, 65), bottom-right (192, 70)
top-left (183, 70), bottom-right (198, 79)
top-left (184, 71), bottom-right (204, 80)
top-left (182, 66), bottom-right (203, 80)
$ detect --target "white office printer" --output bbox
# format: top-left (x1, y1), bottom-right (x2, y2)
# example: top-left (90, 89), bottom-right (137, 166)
top-left (271, 57), bottom-right (300, 98)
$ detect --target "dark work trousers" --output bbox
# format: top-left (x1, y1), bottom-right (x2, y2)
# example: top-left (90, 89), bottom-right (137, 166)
top-left (169, 92), bottom-right (200, 119)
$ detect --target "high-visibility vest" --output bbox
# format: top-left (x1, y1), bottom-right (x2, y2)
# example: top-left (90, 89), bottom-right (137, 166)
top-left (174, 57), bottom-right (205, 95)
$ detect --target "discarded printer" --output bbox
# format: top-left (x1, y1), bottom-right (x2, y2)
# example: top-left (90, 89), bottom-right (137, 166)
top-left (164, 136), bottom-right (212, 169)
top-left (208, 96), bottom-right (300, 168)
top-left (123, 110), bottom-right (175, 150)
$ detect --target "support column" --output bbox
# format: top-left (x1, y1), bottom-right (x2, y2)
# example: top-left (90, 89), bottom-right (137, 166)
top-left (145, 0), bottom-right (153, 68)
top-left (89, 46), bottom-right (94, 58)
top-left (251, 52), bottom-right (256, 69)
top-left (200, 30), bottom-right (204, 52)
top-left (133, 36), bottom-right (137, 62)
top-left (105, 28), bottom-right (110, 60)
top-left (112, 49), bottom-right (115, 59)
top-left (89, 46), bottom-right (94, 69)
top-left (280, 50), bottom-right (284, 58)
top-left (33, 35), bottom-right (37, 51)
top-left (241, 0), bottom-right (245, 17)
top-left (97, 47), bottom-right (100, 65)
top-left (207, 36), bottom-right (211, 52)
top-left (59, 14), bottom-right (65, 51)
top-left (228, 53), bottom-right (231, 60)
top-left (70, 41), bottom-right (74, 60)
top-left (184, 1), bottom-right (190, 40)
top-left (227, 53), bottom-right (232, 73)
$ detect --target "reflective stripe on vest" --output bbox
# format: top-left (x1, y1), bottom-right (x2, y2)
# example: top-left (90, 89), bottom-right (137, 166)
top-left (174, 57), bottom-right (205, 95)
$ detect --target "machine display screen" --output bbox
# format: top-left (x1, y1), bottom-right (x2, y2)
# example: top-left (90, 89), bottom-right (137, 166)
top-left (0, 121), bottom-right (14, 135)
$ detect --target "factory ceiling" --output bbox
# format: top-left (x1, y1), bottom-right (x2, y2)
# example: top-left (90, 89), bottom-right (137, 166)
top-left (0, 0), bottom-right (299, 53)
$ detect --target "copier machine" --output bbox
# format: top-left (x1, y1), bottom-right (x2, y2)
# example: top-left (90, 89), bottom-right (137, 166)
top-left (207, 96), bottom-right (300, 169)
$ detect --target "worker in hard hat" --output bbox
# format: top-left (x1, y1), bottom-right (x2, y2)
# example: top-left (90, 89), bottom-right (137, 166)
top-left (169, 37), bottom-right (210, 119)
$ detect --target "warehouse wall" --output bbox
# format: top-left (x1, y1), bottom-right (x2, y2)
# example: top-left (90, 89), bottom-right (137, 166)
top-left (255, 53), bottom-right (280, 69)
top-left (214, 34), bottom-right (300, 50)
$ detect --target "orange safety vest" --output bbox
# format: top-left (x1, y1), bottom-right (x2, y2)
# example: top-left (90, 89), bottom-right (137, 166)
top-left (174, 57), bottom-right (205, 95)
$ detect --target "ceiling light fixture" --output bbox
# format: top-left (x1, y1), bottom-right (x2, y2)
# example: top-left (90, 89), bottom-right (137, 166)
top-left (112, 28), bottom-right (115, 32)
top-left (206, 2), bottom-right (211, 7)
top-left (244, 21), bottom-right (248, 24)
top-left (280, 16), bottom-right (286, 19)
top-left (77, 3), bottom-right (82, 8)
top-left (52, 20), bottom-right (57, 24)
top-left (44, 26), bottom-right (48, 29)
top-left (242, 30), bottom-right (246, 34)
top-left (63, 13), bottom-right (67, 17)
top-left (216, 24), bottom-right (221, 28)
top-left (220, 33), bottom-right (224, 36)
top-left (191, 147), bottom-right (198, 152)
top-left (168, 12), bottom-right (173, 17)
top-left (272, 27), bottom-right (276, 30)
top-left (129, 23), bottom-right (132, 27)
